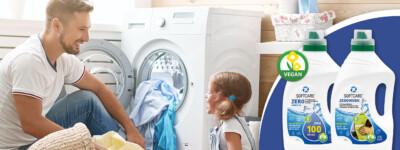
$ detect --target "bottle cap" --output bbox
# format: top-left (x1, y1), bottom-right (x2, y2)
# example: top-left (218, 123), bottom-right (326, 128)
top-left (351, 29), bottom-right (375, 51)
top-left (303, 30), bottom-right (327, 51)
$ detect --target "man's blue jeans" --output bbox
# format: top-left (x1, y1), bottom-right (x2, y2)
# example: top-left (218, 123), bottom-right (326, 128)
top-left (18, 90), bottom-right (126, 150)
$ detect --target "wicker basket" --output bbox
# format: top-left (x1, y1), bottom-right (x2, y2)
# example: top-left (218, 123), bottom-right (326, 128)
top-left (271, 11), bottom-right (335, 42)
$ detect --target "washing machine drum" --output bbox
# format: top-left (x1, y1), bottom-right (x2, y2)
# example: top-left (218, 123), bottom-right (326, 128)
top-left (137, 49), bottom-right (188, 110)
top-left (64, 39), bottom-right (134, 110)
top-left (64, 39), bottom-right (188, 111)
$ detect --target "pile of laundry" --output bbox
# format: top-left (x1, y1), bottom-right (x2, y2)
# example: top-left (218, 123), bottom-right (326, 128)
top-left (129, 79), bottom-right (180, 150)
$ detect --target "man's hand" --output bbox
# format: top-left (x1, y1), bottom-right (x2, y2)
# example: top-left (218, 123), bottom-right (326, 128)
top-left (94, 143), bottom-right (107, 150)
top-left (75, 71), bottom-right (146, 148)
top-left (126, 128), bottom-right (145, 149)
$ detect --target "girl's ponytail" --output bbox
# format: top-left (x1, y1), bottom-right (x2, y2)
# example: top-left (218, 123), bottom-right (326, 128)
top-left (215, 98), bottom-right (237, 120)
top-left (210, 72), bottom-right (252, 120)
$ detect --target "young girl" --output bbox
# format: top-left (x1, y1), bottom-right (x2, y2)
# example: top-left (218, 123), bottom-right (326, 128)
top-left (206, 72), bottom-right (256, 150)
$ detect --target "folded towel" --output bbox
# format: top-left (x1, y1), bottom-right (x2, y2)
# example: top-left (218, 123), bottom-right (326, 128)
top-left (93, 131), bottom-right (143, 150)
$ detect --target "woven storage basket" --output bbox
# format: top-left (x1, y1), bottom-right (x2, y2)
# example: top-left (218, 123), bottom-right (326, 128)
top-left (271, 11), bottom-right (335, 42)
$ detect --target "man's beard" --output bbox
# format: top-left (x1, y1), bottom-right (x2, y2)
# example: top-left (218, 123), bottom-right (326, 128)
top-left (59, 32), bottom-right (80, 55)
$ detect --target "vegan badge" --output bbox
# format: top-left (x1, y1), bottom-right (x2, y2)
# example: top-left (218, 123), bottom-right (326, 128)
top-left (277, 51), bottom-right (308, 81)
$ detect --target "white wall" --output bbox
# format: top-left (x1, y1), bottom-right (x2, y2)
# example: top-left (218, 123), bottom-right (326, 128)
top-left (0, 0), bottom-right (152, 25)
top-left (0, 0), bottom-right (27, 19)
top-left (0, 19), bottom-right (122, 61)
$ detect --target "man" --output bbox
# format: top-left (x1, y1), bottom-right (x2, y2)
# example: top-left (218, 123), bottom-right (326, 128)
top-left (0, 0), bottom-right (145, 149)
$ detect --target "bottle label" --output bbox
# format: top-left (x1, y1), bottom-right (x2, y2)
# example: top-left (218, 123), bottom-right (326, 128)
top-left (287, 85), bottom-right (331, 144)
top-left (335, 85), bottom-right (387, 144)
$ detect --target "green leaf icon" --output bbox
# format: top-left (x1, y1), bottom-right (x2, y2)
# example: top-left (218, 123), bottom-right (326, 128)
top-left (287, 62), bottom-right (294, 71)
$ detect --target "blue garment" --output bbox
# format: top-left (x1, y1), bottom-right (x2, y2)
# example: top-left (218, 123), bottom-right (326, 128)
top-left (153, 98), bottom-right (178, 150)
top-left (129, 79), bottom-right (179, 150)
top-left (19, 90), bottom-right (126, 150)
top-left (298, 0), bottom-right (319, 14)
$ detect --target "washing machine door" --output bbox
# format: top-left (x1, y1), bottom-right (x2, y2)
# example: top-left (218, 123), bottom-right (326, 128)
top-left (137, 49), bottom-right (188, 111)
top-left (64, 39), bottom-right (134, 110)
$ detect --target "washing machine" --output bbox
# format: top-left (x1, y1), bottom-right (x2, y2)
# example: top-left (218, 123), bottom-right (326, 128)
top-left (66, 7), bottom-right (263, 149)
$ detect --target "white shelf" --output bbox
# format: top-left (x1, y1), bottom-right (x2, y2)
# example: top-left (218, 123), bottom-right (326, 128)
top-left (257, 41), bottom-right (302, 54)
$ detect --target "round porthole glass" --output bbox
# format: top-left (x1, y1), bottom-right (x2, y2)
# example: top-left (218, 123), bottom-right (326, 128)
top-left (137, 49), bottom-right (188, 111)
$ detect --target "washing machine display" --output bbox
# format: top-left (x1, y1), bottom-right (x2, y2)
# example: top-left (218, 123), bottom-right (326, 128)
top-left (137, 49), bottom-right (188, 110)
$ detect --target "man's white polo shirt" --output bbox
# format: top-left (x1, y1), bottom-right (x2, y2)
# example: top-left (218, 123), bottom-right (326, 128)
top-left (0, 34), bottom-right (85, 149)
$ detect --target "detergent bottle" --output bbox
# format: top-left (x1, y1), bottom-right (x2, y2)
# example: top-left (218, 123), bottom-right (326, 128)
top-left (331, 29), bottom-right (394, 149)
top-left (283, 30), bottom-right (339, 150)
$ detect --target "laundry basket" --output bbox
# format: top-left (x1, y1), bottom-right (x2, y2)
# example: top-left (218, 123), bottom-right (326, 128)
top-left (271, 10), bottom-right (335, 42)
